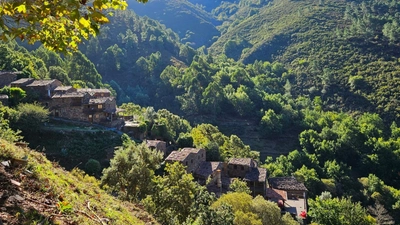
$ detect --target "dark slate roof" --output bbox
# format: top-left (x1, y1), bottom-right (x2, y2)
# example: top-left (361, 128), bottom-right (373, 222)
top-left (10, 78), bottom-right (34, 85)
top-left (165, 150), bottom-right (191, 161)
top-left (77, 88), bottom-right (111, 94)
top-left (165, 148), bottom-right (203, 162)
top-left (52, 92), bottom-right (85, 99)
top-left (268, 176), bottom-right (308, 191)
top-left (88, 97), bottom-right (113, 104)
top-left (0, 71), bottom-right (21, 75)
top-left (54, 86), bottom-right (73, 91)
top-left (26, 79), bottom-right (59, 87)
top-left (228, 158), bottom-right (256, 167)
top-left (146, 140), bottom-right (166, 148)
top-left (244, 167), bottom-right (267, 183)
top-left (195, 161), bottom-right (223, 178)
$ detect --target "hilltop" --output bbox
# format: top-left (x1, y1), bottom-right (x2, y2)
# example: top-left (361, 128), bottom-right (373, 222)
top-left (0, 139), bottom-right (157, 225)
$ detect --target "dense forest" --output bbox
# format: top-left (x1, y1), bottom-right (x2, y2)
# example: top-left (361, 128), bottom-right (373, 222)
top-left (1, 0), bottom-right (400, 224)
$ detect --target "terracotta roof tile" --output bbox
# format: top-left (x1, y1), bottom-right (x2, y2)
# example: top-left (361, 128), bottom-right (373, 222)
top-left (266, 188), bottom-right (287, 200)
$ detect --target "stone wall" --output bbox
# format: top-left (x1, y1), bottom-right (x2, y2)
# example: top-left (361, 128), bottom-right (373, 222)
top-left (0, 73), bottom-right (17, 87)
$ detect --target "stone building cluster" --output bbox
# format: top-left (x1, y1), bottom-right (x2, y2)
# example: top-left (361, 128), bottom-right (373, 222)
top-left (165, 148), bottom-right (307, 218)
top-left (0, 73), bottom-right (120, 127)
top-left (165, 148), bottom-right (267, 196)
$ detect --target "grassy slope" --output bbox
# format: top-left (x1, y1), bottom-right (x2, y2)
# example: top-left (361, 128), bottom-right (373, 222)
top-left (0, 138), bottom-right (157, 225)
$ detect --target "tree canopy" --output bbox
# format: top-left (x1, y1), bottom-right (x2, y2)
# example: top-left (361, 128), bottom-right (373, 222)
top-left (0, 0), bottom-right (148, 52)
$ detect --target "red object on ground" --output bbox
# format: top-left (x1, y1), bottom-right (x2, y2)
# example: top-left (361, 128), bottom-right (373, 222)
top-left (300, 211), bottom-right (307, 218)
top-left (277, 200), bottom-right (284, 208)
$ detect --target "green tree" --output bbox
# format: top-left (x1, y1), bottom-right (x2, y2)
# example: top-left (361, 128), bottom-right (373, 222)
top-left (251, 195), bottom-right (282, 225)
top-left (84, 159), bottom-right (101, 176)
top-left (101, 142), bottom-right (163, 201)
top-left (229, 178), bottom-right (251, 194)
top-left (0, 0), bottom-right (147, 52)
top-left (308, 195), bottom-right (374, 225)
top-left (142, 162), bottom-right (198, 224)
top-left (10, 103), bottom-right (48, 136)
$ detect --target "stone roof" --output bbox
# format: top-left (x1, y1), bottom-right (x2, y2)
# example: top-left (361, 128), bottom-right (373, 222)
top-left (26, 79), bottom-right (59, 87)
top-left (10, 78), bottom-right (34, 85)
top-left (77, 88), bottom-right (111, 94)
top-left (244, 167), bottom-right (267, 183)
top-left (0, 94), bottom-right (9, 99)
top-left (165, 148), bottom-right (203, 162)
top-left (88, 97), bottom-right (113, 104)
top-left (266, 188), bottom-right (287, 201)
top-left (268, 177), bottom-right (308, 191)
top-left (52, 92), bottom-right (85, 99)
top-left (165, 150), bottom-right (191, 162)
top-left (146, 140), bottom-right (166, 148)
top-left (0, 71), bottom-right (21, 76)
top-left (54, 86), bottom-right (73, 91)
top-left (195, 161), bottom-right (223, 178)
top-left (228, 158), bottom-right (256, 167)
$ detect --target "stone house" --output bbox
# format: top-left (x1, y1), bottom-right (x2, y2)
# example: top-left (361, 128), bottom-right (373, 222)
top-left (228, 158), bottom-right (258, 178)
top-left (83, 97), bottom-right (117, 124)
top-left (50, 88), bottom-right (120, 127)
top-left (25, 79), bottom-right (62, 100)
top-left (227, 158), bottom-right (267, 196)
top-left (123, 121), bottom-right (146, 140)
top-left (54, 86), bottom-right (76, 95)
top-left (146, 140), bottom-right (167, 157)
top-left (267, 176), bottom-right (308, 218)
top-left (165, 148), bottom-right (206, 173)
top-left (10, 78), bottom-right (34, 88)
top-left (50, 92), bottom-right (88, 120)
top-left (164, 150), bottom-right (267, 197)
top-left (0, 71), bottom-right (18, 87)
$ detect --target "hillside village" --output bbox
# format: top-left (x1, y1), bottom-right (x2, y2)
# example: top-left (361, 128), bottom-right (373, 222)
top-left (0, 71), bottom-right (308, 219)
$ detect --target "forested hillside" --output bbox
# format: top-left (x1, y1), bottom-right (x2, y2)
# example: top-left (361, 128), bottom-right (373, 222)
top-left (210, 0), bottom-right (400, 122)
top-left (1, 0), bottom-right (400, 223)
top-left (129, 0), bottom-right (221, 47)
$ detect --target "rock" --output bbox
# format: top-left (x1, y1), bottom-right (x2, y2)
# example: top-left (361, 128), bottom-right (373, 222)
top-left (10, 179), bottom-right (21, 186)
top-left (0, 161), bottom-right (10, 167)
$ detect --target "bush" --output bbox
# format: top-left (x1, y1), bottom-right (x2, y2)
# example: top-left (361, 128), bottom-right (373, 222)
top-left (84, 159), bottom-right (101, 176)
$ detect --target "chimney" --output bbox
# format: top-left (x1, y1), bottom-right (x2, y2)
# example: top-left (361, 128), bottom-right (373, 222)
top-left (216, 169), bottom-right (222, 188)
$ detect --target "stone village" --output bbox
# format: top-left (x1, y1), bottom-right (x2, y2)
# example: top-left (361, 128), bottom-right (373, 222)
top-left (0, 71), bottom-right (308, 219)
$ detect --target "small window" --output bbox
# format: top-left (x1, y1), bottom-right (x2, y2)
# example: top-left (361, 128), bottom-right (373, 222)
top-left (98, 104), bottom-right (103, 109)
top-left (95, 114), bottom-right (99, 118)
top-left (87, 105), bottom-right (90, 108)
top-left (185, 161), bottom-right (188, 166)
top-left (191, 159), bottom-right (193, 164)
top-left (89, 115), bottom-right (92, 118)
